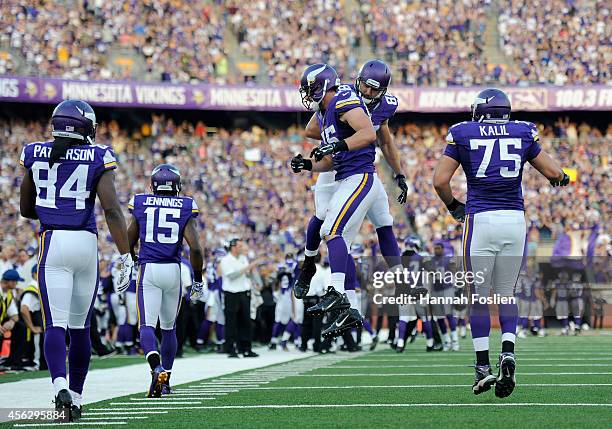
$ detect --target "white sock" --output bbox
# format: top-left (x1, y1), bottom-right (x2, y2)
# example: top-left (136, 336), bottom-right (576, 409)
top-left (473, 337), bottom-right (489, 352)
top-left (69, 390), bottom-right (82, 407)
top-left (53, 377), bottom-right (68, 395)
top-left (345, 290), bottom-right (359, 310)
top-left (330, 272), bottom-right (345, 293)
top-left (426, 338), bottom-right (434, 347)
top-left (450, 330), bottom-right (458, 342)
top-left (281, 331), bottom-right (291, 342)
top-left (442, 333), bottom-right (450, 344)
top-left (397, 338), bottom-right (405, 348)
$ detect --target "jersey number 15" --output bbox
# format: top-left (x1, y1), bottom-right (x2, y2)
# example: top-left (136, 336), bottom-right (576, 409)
top-left (144, 207), bottom-right (180, 244)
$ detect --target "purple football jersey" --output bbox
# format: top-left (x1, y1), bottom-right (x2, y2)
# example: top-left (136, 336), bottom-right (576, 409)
top-left (129, 194), bottom-right (199, 264)
top-left (344, 84), bottom-right (398, 129)
top-left (319, 88), bottom-right (375, 180)
top-left (444, 121), bottom-right (541, 214)
top-left (20, 141), bottom-right (117, 234)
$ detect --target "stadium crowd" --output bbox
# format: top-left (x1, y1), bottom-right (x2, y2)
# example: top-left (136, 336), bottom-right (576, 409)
top-left (0, 114), bottom-right (609, 368)
top-left (1, 1), bottom-right (609, 85)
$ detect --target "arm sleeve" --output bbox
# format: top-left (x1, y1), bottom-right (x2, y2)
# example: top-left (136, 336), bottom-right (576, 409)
top-left (102, 147), bottom-right (118, 171)
top-left (525, 124), bottom-right (542, 161)
top-left (335, 91), bottom-right (368, 115)
top-left (443, 131), bottom-right (460, 160)
top-left (127, 196), bottom-right (135, 213)
top-left (191, 199), bottom-right (200, 218)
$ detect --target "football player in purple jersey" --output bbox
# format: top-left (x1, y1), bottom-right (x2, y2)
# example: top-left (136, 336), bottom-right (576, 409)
top-left (433, 88), bottom-right (569, 398)
top-left (290, 63), bottom-right (380, 337)
top-left (292, 60), bottom-right (408, 304)
top-left (19, 100), bottom-right (133, 421)
top-left (127, 164), bottom-right (204, 398)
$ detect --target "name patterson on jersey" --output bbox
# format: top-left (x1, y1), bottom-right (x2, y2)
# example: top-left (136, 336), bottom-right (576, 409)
top-left (478, 125), bottom-right (509, 137)
top-left (143, 196), bottom-right (184, 208)
top-left (33, 145), bottom-right (96, 162)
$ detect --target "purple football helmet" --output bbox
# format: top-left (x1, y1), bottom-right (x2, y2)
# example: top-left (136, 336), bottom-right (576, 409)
top-left (471, 88), bottom-right (511, 123)
top-left (356, 59), bottom-right (391, 105)
top-left (51, 100), bottom-right (97, 144)
top-left (299, 64), bottom-right (340, 110)
top-left (151, 164), bottom-right (181, 196)
top-left (404, 235), bottom-right (423, 253)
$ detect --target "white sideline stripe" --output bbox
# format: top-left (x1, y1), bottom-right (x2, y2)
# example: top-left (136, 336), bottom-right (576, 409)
top-left (111, 401), bottom-right (204, 406)
top-left (82, 417), bottom-right (147, 420)
top-left (1, 347), bottom-right (315, 408)
top-left (128, 397), bottom-right (215, 401)
top-left (350, 358), bottom-right (612, 362)
top-left (294, 372), bottom-right (612, 377)
top-left (329, 364), bottom-right (612, 368)
top-left (83, 412), bottom-right (168, 416)
top-left (239, 383), bottom-right (612, 390)
top-left (89, 403), bottom-right (612, 411)
top-left (14, 423), bottom-right (127, 427)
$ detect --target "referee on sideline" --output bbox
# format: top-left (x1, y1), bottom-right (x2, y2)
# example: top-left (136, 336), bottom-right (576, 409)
top-left (219, 239), bottom-right (259, 358)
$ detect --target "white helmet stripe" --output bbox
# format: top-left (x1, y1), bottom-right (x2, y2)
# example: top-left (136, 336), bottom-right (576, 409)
top-left (307, 64), bottom-right (327, 83)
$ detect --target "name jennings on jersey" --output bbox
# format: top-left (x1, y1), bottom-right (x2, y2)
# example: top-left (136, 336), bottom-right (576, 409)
top-left (20, 141), bottom-right (118, 234)
top-left (129, 194), bottom-right (199, 265)
top-left (444, 120), bottom-right (542, 214)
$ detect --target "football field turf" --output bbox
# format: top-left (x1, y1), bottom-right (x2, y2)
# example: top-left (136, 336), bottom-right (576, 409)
top-left (5, 331), bottom-right (612, 428)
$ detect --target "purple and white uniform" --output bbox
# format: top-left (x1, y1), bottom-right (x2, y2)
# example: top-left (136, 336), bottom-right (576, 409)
top-left (129, 194), bottom-right (199, 329)
top-left (20, 141), bottom-right (117, 329)
top-left (318, 89), bottom-right (390, 248)
top-left (445, 121), bottom-right (541, 298)
top-left (313, 84), bottom-right (398, 232)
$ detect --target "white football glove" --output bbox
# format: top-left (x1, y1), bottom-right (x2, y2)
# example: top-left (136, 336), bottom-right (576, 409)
top-left (189, 281), bottom-right (208, 302)
top-left (115, 253), bottom-right (134, 293)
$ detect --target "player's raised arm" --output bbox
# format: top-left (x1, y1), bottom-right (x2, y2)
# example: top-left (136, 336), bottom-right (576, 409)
top-left (377, 120), bottom-right (408, 203)
top-left (341, 108), bottom-right (376, 150)
top-left (305, 113), bottom-right (322, 140)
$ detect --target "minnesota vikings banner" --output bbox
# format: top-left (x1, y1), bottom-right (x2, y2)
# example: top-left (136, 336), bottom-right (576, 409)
top-left (0, 76), bottom-right (610, 112)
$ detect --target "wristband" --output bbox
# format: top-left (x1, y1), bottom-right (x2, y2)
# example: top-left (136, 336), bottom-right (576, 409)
top-left (446, 198), bottom-right (461, 211)
top-left (193, 272), bottom-right (203, 283)
top-left (303, 159), bottom-right (313, 170)
top-left (395, 173), bottom-right (406, 180)
top-left (335, 139), bottom-right (349, 153)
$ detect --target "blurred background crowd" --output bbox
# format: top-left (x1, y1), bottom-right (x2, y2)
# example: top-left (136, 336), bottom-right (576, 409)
top-left (0, 0), bottom-right (609, 85)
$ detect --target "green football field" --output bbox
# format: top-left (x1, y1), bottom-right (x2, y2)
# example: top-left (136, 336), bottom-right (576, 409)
top-left (4, 331), bottom-right (612, 428)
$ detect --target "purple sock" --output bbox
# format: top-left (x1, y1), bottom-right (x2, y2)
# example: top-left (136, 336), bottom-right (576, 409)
top-left (533, 319), bottom-right (541, 330)
top-left (68, 328), bottom-right (91, 395)
top-left (498, 303), bottom-right (518, 337)
top-left (44, 326), bottom-right (67, 381)
top-left (470, 302), bottom-right (491, 339)
top-left (574, 317), bottom-right (582, 327)
top-left (376, 226), bottom-right (401, 268)
top-left (458, 318), bottom-right (466, 327)
top-left (436, 318), bottom-right (448, 335)
top-left (363, 320), bottom-right (374, 335)
top-left (161, 329), bottom-right (177, 372)
top-left (294, 324), bottom-right (302, 340)
top-left (519, 317), bottom-right (528, 329)
top-left (140, 325), bottom-right (158, 355)
top-left (285, 320), bottom-right (297, 336)
top-left (560, 318), bottom-right (569, 328)
top-left (306, 216), bottom-right (324, 253)
top-left (116, 325), bottom-right (125, 344)
top-left (446, 315), bottom-right (457, 331)
top-left (398, 320), bottom-right (407, 340)
top-left (344, 256), bottom-right (357, 291)
top-left (198, 320), bottom-right (212, 342)
top-left (123, 324), bottom-right (134, 345)
top-left (422, 319), bottom-right (433, 339)
top-left (271, 322), bottom-right (285, 339)
top-left (327, 236), bottom-right (348, 274)
top-left (215, 323), bottom-right (225, 342)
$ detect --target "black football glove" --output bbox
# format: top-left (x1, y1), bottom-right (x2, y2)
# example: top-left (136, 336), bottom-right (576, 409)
top-left (310, 140), bottom-right (349, 162)
top-left (550, 172), bottom-right (570, 187)
top-left (290, 154), bottom-right (312, 173)
top-left (395, 174), bottom-right (408, 204)
top-left (446, 198), bottom-right (466, 223)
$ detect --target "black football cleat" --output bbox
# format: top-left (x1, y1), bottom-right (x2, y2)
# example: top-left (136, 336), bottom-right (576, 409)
top-left (495, 352), bottom-right (516, 398)
top-left (472, 364), bottom-right (496, 395)
top-left (306, 286), bottom-right (350, 316)
top-left (369, 335), bottom-right (379, 351)
top-left (294, 257), bottom-right (317, 299)
top-left (70, 405), bottom-right (82, 421)
top-left (396, 339), bottom-right (406, 353)
top-left (322, 308), bottom-right (363, 339)
top-left (426, 344), bottom-right (443, 352)
top-left (54, 389), bottom-right (73, 422)
top-left (147, 365), bottom-right (168, 398)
